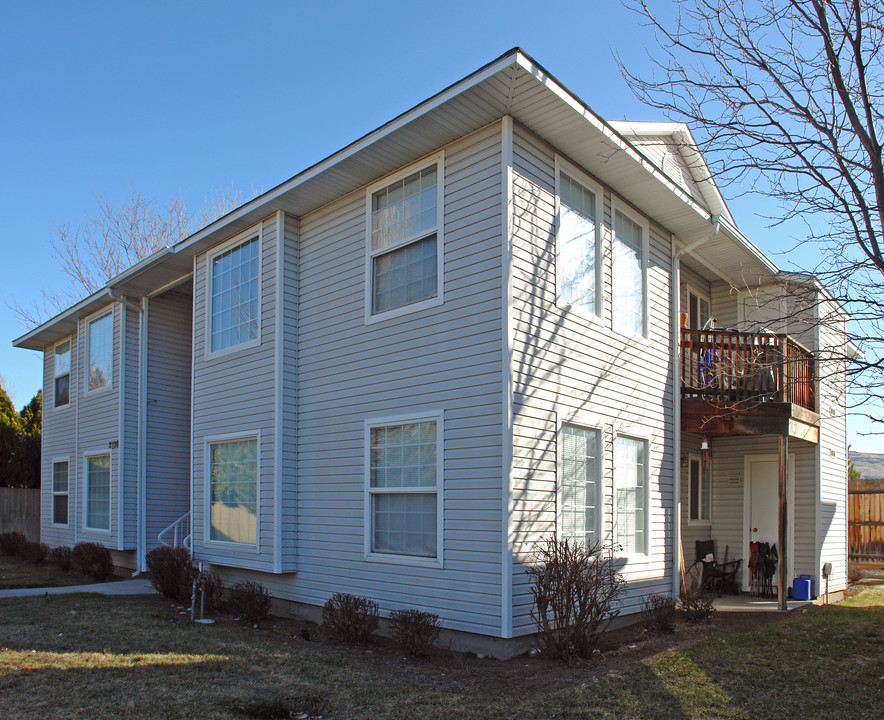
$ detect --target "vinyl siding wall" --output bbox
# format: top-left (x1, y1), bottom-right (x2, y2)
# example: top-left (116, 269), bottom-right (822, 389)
top-left (509, 123), bottom-right (674, 636)
top-left (144, 289), bottom-right (192, 553)
top-left (41, 330), bottom-right (79, 548)
top-left (191, 218), bottom-right (280, 572)
top-left (76, 305), bottom-right (122, 547)
top-left (287, 123), bottom-right (504, 634)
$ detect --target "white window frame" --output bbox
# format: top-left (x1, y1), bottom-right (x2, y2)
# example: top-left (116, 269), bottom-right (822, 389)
top-left (51, 456), bottom-right (70, 527)
top-left (205, 225), bottom-right (263, 359)
top-left (611, 198), bottom-right (649, 339)
top-left (687, 453), bottom-right (712, 525)
top-left (557, 416), bottom-right (603, 548)
top-left (364, 153), bottom-right (445, 324)
top-left (53, 337), bottom-right (72, 409)
top-left (203, 430), bottom-right (261, 550)
top-left (83, 450), bottom-right (112, 533)
top-left (613, 433), bottom-right (650, 559)
top-left (687, 285), bottom-right (712, 331)
top-left (554, 156), bottom-right (603, 322)
top-left (84, 308), bottom-right (114, 395)
top-left (363, 410), bottom-right (444, 568)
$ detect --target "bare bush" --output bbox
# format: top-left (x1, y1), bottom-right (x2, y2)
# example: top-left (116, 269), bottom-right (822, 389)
top-left (526, 536), bottom-right (625, 663)
top-left (146, 546), bottom-right (195, 602)
top-left (228, 580), bottom-right (272, 623)
top-left (389, 608), bottom-right (442, 657)
top-left (322, 593), bottom-right (380, 644)
top-left (641, 593), bottom-right (678, 635)
top-left (679, 585), bottom-right (716, 623)
top-left (72, 542), bottom-right (114, 580)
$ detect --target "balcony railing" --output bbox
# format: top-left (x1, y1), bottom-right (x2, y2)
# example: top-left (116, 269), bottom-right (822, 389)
top-left (681, 329), bottom-right (815, 412)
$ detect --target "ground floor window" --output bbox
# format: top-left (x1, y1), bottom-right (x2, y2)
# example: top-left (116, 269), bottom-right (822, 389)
top-left (614, 436), bottom-right (647, 555)
top-left (208, 437), bottom-right (258, 545)
top-left (560, 424), bottom-right (600, 547)
top-left (368, 416), bottom-right (440, 559)
top-left (85, 454), bottom-right (110, 530)
top-left (52, 461), bottom-right (69, 525)
top-left (689, 455), bottom-right (711, 522)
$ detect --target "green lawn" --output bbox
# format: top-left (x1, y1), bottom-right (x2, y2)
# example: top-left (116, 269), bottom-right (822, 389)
top-left (0, 556), bottom-right (97, 590)
top-left (0, 589), bottom-right (881, 719)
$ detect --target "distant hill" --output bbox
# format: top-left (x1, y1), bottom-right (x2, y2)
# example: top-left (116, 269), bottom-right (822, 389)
top-left (849, 450), bottom-right (884, 479)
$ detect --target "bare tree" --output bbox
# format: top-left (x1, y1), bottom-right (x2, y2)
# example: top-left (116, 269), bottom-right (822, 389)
top-left (618, 0), bottom-right (883, 429)
top-left (9, 185), bottom-right (243, 326)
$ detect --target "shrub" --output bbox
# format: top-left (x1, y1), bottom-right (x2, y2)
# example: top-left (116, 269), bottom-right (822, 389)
top-left (72, 542), bottom-right (115, 580)
top-left (322, 593), bottom-right (380, 644)
top-left (847, 563), bottom-right (865, 585)
top-left (146, 546), bottom-right (195, 602)
top-left (0, 531), bottom-right (28, 556)
top-left (389, 608), bottom-right (442, 657)
top-left (20, 541), bottom-right (50, 564)
top-left (228, 580), bottom-right (272, 623)
top-left (679, 585), bottom-right (715, 622)
top-left (526, 536), bottom-right (625, 663)
top-left (49, 545), bottom-right (74, 571)
top-left (641, 593), bottom-right (678, 634)
top-left (198, 569), bottom-right (224, 613)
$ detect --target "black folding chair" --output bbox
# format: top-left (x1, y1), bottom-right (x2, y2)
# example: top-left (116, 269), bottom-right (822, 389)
top-left (694, 540), bottom-right (742, 596)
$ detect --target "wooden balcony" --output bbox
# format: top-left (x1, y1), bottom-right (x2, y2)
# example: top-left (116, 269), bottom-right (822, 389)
top-left (681, 329), bottom-right (819, 442)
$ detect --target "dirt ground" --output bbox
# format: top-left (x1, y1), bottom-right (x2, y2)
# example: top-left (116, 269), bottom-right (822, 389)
top-left (126, 592), bottom-right (789, 698)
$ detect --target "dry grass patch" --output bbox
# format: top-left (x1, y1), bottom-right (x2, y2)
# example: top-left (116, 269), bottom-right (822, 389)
top-left (0, 588), bottom-right (882, 719)
top-left (0, 556), bottom-right (96, 590)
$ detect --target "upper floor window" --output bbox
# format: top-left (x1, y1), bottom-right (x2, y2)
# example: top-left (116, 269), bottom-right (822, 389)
top-left (613, 209), bottom-right (646, 336)
top-left (368, 161), bottom-right (441, 316)
top-left (87, 313), bottom-right (113, 391)
top-left (54, 340), bottom-right (71, 407)
top-left (688, 289), bottom-right (711, 330)
top-left (557, 171), bottom-right (599, 316)
top-left (560, 424), bottom-right (600, 547)
top-left (614, 436), bottom-right (648, 555)
top-left (211, 236), bottom-right (260, 353)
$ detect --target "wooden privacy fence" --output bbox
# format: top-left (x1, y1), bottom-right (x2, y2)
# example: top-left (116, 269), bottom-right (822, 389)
top-left (681, 329), bottom-right (815, 411)
top-left (0, 488), bottom-right (40, 542)
top-left (849, 478), bottom-right (884, 565)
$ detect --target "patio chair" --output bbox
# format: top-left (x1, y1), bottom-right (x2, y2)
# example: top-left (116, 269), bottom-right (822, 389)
top-left (693, 540), bottom-right (742, 596)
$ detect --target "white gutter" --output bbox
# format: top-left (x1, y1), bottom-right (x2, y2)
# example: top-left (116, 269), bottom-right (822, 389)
top-left (670, 217), bottom-right (721, 598)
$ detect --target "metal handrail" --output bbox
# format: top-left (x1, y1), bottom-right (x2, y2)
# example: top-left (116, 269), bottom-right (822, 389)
top-left (158, 511), bottom-right (192, 550)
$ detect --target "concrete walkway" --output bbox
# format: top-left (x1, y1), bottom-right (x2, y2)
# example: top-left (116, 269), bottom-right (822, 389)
top-left (0, 577), bottom-right (157, 598)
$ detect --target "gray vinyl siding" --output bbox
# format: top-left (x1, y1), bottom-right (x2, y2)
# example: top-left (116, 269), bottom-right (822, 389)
top-left (680, 433), bottom-right (712, 560)
top-left (280, 214), bottom-right (299, 572)
top-left (75, 304), bottom-right (122, 547)
top-left (509, 124), bottom-right (674, 635)
top-left (145, 289), bottom-right (192, 553)
top-left (709, 279), bottom-right (740, 330)
top-left (40, 331), bottom-right (78, 548)
top-left (291, 123), bottom-right (504, 635)
top-left (191, 218), bottom-right (279, 572)
top-left (817, 312), bottom-right (849, 592)
top-left (122, 304), bottom-right (140, 549)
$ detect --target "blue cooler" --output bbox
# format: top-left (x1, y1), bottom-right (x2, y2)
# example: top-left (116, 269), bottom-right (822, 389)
top-left (793, 575), bottom-right (813, 601)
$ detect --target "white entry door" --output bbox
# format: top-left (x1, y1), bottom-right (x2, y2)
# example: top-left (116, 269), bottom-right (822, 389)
top-left (743, 455), bottom-right (794, 590)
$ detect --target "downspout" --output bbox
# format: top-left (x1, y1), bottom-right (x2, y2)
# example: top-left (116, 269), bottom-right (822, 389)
top-left (670, 216), bottom-right (720, 598)
top-left (106, 288), bottom-right (145, 573)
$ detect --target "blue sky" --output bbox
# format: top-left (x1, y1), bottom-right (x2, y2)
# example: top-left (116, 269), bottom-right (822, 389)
top-left (0, 1), bottom-right (873, 447)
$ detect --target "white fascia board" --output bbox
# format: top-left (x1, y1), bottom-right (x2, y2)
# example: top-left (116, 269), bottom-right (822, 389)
top-left (170, 51), bottom-right (523, 260)
top-left (516, 54), bottom-right (713, 224)
top-left (717, 216), bottom-right (779, 275)
top-left (12, 288), bottom-right (110, 350)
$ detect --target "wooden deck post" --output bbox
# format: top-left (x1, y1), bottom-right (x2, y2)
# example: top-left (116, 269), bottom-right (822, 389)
top-left (778, 434), bottom-right (788, 611)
